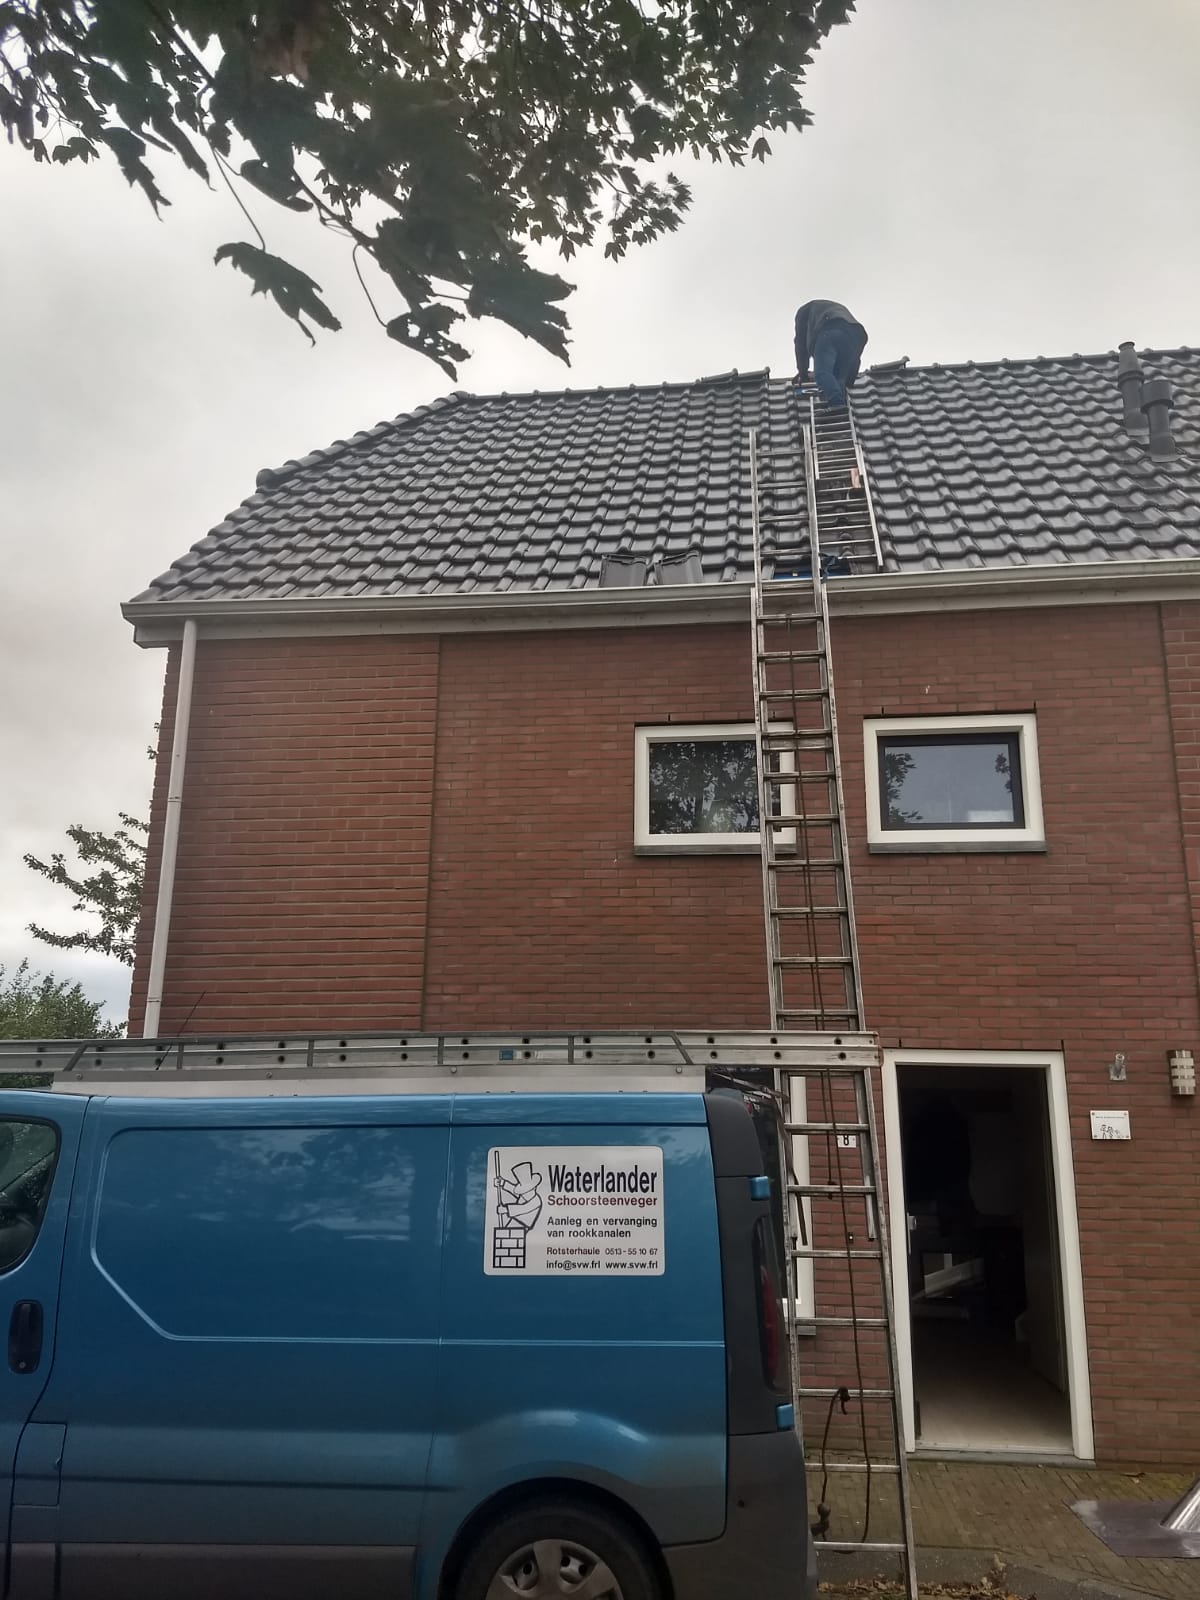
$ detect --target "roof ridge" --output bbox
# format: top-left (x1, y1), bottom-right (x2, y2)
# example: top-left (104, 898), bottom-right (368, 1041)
top-left (462, 367), bottom-right (772, 405)
top-left (253, 390), bottom-right (474, 494)
top-left (862, 344), bottom-right (1200, 379)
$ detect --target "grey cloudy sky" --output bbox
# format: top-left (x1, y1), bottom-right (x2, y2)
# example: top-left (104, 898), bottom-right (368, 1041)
top-left (2, 0), bottom-right (1198, 1027)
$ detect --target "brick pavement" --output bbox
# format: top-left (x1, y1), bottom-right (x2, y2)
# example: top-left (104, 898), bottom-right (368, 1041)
top-left (817, 1460), bottom-right (1196, 1598)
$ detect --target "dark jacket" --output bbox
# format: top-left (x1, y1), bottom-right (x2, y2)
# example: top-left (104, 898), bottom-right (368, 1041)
top-left (793, 300), bottom-right (868, 380)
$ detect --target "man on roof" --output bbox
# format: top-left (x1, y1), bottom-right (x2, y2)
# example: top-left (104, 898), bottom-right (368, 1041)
top-left (794, 300), bottom-right (869, 408)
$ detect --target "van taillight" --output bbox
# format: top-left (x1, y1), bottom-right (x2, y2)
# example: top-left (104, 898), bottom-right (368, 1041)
top-left (753, 1218), bottom-right (787, 1392)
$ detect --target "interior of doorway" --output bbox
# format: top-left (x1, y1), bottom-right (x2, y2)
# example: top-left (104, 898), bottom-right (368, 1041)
top-left (897, 1063), bottom-right (1072, 1454)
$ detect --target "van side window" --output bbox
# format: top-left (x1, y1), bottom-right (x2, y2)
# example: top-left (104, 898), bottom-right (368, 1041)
top-left (95, 1125), bottom-right (445, 1340)
top-left (0, 1120), bottom-right (60, 1274)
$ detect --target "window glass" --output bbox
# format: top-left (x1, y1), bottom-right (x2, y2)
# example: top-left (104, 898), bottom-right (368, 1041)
top-left (878, 734), bottom-right (1023, 830)
top-left (0, 1120), bottom-right (60, 1274)
top-left (95, 1125), bottom-right (445, 1339)
top-left (648, 738), bottom-right (759, 835)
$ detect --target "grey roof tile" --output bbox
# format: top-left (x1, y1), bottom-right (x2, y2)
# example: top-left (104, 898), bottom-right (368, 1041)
top-left (131, 349), bottom-right (1200, 604)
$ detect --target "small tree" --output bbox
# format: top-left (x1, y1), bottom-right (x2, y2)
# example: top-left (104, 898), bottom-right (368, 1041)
top-left (0, 961), bottom-right (121, 1040)
top-left (24, 814), bottom-right (147, 968)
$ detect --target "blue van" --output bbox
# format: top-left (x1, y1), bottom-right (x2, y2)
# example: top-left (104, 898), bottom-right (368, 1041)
top-left (0, 1084), bottom-right (815, 1600)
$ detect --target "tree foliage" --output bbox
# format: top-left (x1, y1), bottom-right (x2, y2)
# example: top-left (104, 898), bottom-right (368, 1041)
top-left (24, 813), bottom-right (147, 968)
top-left (0, 960), bottom-right (122, 1039)
top-left (648, 737), bottom-right (759, 835)
top-left (1, 0), bottom-right (854, 372)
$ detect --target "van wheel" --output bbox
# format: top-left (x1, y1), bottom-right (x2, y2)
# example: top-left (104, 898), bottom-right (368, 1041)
top-left (454, 1500), bottom-right (660, 1600)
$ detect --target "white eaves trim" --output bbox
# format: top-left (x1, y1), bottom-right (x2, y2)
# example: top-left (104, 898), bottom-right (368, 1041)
top-left (123, 555), bottom-right (1200, 647)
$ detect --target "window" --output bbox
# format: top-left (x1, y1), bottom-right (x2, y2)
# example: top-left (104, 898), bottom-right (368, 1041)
top-left (864, 713), bottom-right (1044, 850)
top-left (95, 1125), bottom-right (446, 1340)
top-left (0, 1120), bottom-right (59, 1274)
top-left (634, 724), bottom-right (791, 852)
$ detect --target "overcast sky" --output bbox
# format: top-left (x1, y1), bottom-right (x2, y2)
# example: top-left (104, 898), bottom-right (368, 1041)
top-left (2, 0), bottom-right (1198, 1028)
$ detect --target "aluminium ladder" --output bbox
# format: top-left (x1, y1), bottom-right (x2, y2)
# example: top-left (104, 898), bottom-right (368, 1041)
top-left (748, 390), bottom-right (918, 1597)
top-left (0, 1028), bottom-right (876, 1093)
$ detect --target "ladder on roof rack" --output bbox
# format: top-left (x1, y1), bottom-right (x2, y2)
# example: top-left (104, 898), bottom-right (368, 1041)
top-left (748, 393), bottom-right (917, 1598)
top-left (0, 1029), bottom-right (877, 1093)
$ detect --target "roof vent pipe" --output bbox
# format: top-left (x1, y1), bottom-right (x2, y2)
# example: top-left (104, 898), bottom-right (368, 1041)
top-left (1116, 341), bottom-right (1147, 432)
top-left (1142, 375), bottom-right (1177, 462)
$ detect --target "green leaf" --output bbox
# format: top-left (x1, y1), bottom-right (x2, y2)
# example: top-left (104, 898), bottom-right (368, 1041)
top-left (99, 125), bottom-right (169, 211)
top-left (240, 158), bottom-right (311, 211)
top-left (214, 242), bottom-right (341, 343)
top-left (386, 306), bottom-right (469, 379)
top-left (51, 135), bottom-right (98, 164)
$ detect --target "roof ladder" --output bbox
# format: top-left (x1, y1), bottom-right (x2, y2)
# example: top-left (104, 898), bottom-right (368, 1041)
top-left (760, 392), bottom-right (884, 578)
top-left (748, 394), bottom-right (916, 1599)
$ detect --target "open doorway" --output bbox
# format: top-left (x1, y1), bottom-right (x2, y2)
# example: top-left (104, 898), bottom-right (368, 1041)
top-left (895, 1062), bottom-right (1073, 1454)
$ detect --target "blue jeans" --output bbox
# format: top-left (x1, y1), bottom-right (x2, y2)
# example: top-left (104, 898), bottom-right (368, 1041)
top-left (812, 320), bottom-right (864, 407)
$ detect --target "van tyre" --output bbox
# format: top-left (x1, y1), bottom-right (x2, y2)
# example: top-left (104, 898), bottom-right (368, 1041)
top-left (455, 1500), bottom-right (660, 1600)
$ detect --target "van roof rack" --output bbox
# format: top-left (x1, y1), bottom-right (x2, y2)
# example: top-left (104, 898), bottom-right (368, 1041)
top-left (0, 1028), bottom-right (878, 1097)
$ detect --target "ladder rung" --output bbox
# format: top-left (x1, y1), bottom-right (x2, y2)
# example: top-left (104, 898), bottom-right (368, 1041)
top-left (778, 1010), bottom-right (862, 1022)
top-left (769, 858), bottom-right (843, 871)
top-left (761, 771), bottom-right (838, 785)
top-left (788, 1181), bottom-right (877, 1196)
top-left (772, 955), bottom-right (855, 969)
top-left (760, 730), bottom-right (833, 744)
top-left (757, 650), bottom-right (825, 664)
top-left (817, 1542), bottom-right (908, 1555)
top-left (806, 1315), bottom-right (889, 1329)
top-left (813, 1460), bottom-right (900, 1471)
top-left (757, 688), bottom-right (829, 702)
top-left (765, 814), bottom-right (840, 827)
top-left (785, 1121), bottom-right (869, 1134)
top-left (771, 906), bottom-right (848, 918)
top-left (798, 1386), bottom-right (895, 1399)
top-left (791, 1247), bottom-right (882, 1261)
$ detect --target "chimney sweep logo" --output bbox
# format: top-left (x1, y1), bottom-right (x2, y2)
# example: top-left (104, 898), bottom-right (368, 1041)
top-left (491, 1152), bottom-right (544, 1270)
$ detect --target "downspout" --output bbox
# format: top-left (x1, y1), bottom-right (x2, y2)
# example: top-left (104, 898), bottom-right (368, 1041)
top-left (142, 620), bottom-right (198, 1038)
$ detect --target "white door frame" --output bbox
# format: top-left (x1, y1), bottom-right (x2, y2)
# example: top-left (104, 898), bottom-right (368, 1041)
top-left (881, 1047), bottom-right (1094, 1460)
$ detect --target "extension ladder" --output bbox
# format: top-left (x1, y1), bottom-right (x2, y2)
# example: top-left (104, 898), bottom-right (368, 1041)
top-left (0, 1028), bottom-right (872, 1094)
top-left (748, 388), bottom-right (918, 1596)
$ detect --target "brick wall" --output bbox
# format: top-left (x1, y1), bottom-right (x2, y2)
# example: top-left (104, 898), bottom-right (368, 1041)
top-left (422, 625), bottom-right (767, 1030)
top-left (129, 636), bottom-right (440, 1034)
top-left (131, 602), bottom-right (1200, 1462)
top-left (835, 604), bottom-right (1200, 1465)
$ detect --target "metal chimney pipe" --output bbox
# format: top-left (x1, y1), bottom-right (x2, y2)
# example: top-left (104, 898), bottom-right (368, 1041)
top-left (1142, 375), bottom-right (1177, 461)
top-left (1116, 341), bottom-right (1147, 431)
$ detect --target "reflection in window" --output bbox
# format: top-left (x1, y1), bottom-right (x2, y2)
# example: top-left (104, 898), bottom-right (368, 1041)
top-left (879, 734), bottom-right (1023, 830)
top-left (96, 1125), bottom-right (444, 1339)
top-left (648, 739), bottom-right (759, 836)
top-left (0, 1120), bottom-right (59, 1274)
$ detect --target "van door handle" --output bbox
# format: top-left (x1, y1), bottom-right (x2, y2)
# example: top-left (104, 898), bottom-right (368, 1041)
top-left (9, 1301), bottom-right (43, 1375)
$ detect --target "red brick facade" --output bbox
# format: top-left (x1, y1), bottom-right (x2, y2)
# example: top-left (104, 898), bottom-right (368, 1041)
top-left (130, 601), bottom-right (1200, 1463)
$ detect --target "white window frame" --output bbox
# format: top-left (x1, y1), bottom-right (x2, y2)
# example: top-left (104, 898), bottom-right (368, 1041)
top-left (864, 712), bottom-right (1045, 851)
top-left (634, 723), bottom-right (793, 853)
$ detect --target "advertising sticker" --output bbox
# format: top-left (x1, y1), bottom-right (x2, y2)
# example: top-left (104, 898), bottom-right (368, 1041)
top-left (484, 1145), bottom-right (664, 1275)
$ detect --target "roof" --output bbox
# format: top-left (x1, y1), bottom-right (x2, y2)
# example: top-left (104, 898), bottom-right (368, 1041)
top-left (131, 345), bottom-right (1200, 605)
